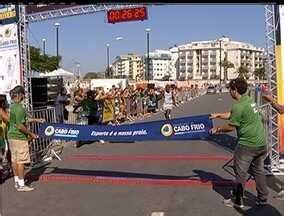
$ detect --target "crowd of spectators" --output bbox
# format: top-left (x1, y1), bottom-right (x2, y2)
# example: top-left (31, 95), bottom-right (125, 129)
top-left (65, 84), bottom-right (202, 126)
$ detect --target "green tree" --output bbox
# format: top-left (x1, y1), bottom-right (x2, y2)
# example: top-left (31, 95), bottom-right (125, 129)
top-left (30, 46), bottom-right (61, 72)
top-left (221, 57), bottom-right (234, 81)
top-left (83, 72), bottom-right (100, 80)
top-left (253, 67), bottom-right (265, 80)
top-left (236, 65), bottom-right (250, 79)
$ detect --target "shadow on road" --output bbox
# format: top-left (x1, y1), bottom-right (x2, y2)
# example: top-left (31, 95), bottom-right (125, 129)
top-left (235, 204), bottom-right (283, 216)
top-left (207, 134), bottom-right (238, 153)
top-left (191, 170), bottom-right (283, 216)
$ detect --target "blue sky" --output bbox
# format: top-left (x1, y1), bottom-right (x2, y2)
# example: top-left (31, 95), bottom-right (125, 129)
top-left (28, 4), bottom-right (266, 74)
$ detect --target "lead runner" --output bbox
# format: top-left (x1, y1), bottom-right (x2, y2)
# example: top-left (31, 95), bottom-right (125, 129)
top-left (162, 85), bottom-right (176, 120)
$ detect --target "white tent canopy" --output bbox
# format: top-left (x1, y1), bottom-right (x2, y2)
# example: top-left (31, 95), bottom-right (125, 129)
top-left (39, 68), bottom-right (75, 77)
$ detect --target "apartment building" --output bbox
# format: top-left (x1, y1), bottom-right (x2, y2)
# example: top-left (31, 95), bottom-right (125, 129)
top-left (144, 49), bottom-right (175, 81)
top-left (178, 37), bottom-right (264, 81)
top-left (111, 53), bottom-right (144, 80)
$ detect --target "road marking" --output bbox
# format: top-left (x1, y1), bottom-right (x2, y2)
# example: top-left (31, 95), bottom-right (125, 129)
top-left (67, 154), bottom-right (232, 161)
top-left (26, 174), bottom-right (255, 188)
top-left (151, 212), bottom-right (164, 216)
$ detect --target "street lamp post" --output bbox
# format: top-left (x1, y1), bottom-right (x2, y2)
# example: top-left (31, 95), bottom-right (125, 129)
top-left (106, 43), bottom-right (110, 78)
top-left (105, 36), bottom-right (123, 78)
top-left (146, 28), bottom-right (151, 82)
top-left (42, 38), bottom-right (46, 56)
top-left (219, 39), bottom-right (222, 88)
top-left (76, 63), bottom-right (80, 79)
top-left (54, 22), bottom-right (60, 68)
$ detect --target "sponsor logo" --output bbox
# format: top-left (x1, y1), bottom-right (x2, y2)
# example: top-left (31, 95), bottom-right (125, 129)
top-left (161, 124), bottom-right (174, 137)
top-left (4, 28), bottom-right (11, 38)
top-left (45, 126), bottom-right (55, 137)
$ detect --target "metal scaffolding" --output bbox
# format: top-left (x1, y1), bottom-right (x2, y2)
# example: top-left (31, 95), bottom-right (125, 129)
top-left (18, 5), bottom-right (32, 111)
top-left (264, 5), bottom-right (283, 175)
top-left (26, 4), bottom-right (143, 23)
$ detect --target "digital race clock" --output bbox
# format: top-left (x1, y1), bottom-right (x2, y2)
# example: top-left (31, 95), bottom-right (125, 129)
top-left (107, 7), bottom-right (148, 24)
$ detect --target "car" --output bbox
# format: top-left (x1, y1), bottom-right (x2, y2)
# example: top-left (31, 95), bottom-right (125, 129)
top-left (206, 86), bottom-right (216, 94)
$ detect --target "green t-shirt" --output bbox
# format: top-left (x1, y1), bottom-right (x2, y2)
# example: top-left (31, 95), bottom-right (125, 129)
top-left (229, 94), bottom-right (266, 148)
top-left (8, 102), bottom-right (28, 140)
top-left (82, 98), bottom-right (98, 117)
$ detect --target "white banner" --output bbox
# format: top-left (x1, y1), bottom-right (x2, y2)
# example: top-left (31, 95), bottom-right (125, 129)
top-left (0, 23), bottom-right (21, 94)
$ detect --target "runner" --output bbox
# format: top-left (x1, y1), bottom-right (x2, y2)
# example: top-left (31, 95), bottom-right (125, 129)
top-left (163, 85), bottom-right (176, 120)
top-left (210, 78), bottom-right (269, 208)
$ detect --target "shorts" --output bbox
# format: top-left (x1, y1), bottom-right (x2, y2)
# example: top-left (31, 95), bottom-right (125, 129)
top-left (163, 104), bottom-right (173, 111)
top-left (9, 139), bottom-right (30, 164)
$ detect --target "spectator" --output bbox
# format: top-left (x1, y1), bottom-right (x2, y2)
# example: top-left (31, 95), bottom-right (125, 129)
top-left (0, 94), bottom-right (9, 162)
top-left (8, 86), bottom-right (45, 192)
top-left (55, 87), bottom-right (70, 123)
top-left (81, 90), bottom-right (99, 125)
top-left (147, 88), bottom-right (159, 113)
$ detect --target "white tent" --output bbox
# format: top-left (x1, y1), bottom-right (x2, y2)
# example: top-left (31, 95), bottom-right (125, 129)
top-left (40, 68), bottom-right (75, 77)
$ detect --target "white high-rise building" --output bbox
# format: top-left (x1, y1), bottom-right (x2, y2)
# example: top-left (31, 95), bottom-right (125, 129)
top-left (112, 53), bottom-right (144, 80)
top-left (169, 46), bottom-right (179, 80)
top-left (178, 37), bottom-right (264, 81)
top-left (145, 49), bottom-right (174, 81)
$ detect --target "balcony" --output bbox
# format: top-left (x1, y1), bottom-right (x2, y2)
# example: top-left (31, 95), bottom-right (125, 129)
top-left (187, 76), bottom-right (193, 80)
top-left (202, 53), bottom-right (209, 57)
top-left (210, 74), bottom-right (220, 80)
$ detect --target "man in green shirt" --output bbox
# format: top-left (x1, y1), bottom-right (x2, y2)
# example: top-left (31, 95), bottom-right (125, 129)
top-left (8, 86), bottom-right (45, 192)
top-left (210, 78), bottom-right (268, 208)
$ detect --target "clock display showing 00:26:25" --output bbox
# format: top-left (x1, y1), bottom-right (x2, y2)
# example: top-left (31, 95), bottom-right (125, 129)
top-left (107, 7), bottom-right (148, 23)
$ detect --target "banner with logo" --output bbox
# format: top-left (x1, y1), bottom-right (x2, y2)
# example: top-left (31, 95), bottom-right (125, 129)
top-left (0, 23), bottom-right (21, 95)
top-left (0, 5), bottom-right (16, 21)
top-left (39, 115), bottom-right (213, 142)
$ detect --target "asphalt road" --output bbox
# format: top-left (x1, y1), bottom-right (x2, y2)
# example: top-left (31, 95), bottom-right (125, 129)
top-left (1, 93), bottom-right (283, 216)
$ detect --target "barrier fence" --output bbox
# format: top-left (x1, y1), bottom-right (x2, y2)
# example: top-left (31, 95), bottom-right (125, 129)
top-left (28, 107), bottom-right (57, 165)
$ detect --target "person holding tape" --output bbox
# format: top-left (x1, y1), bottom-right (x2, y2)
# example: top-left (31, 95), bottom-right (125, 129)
top-left (8, 86), bottom-right (45, 192)
top-left (210, 78), bottom-right (269, 208)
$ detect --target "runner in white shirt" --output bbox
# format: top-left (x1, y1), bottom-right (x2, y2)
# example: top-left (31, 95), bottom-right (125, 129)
top-left (163, 85), bottom-right (176, 120)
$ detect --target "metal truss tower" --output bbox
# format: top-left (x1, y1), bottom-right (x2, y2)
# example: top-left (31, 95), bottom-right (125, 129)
top-left (264, 5), bottom-right (283, 175)
top-left (18, 4), bottom-right (32, 111)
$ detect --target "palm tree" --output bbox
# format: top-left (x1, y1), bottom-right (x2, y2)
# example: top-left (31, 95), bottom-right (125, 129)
top-left (221, 56), bottom-right (234, 82)
top-left (236, 65), bottom-right (250, 79)
top-left (253, 67), bottom-right (265, 80)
